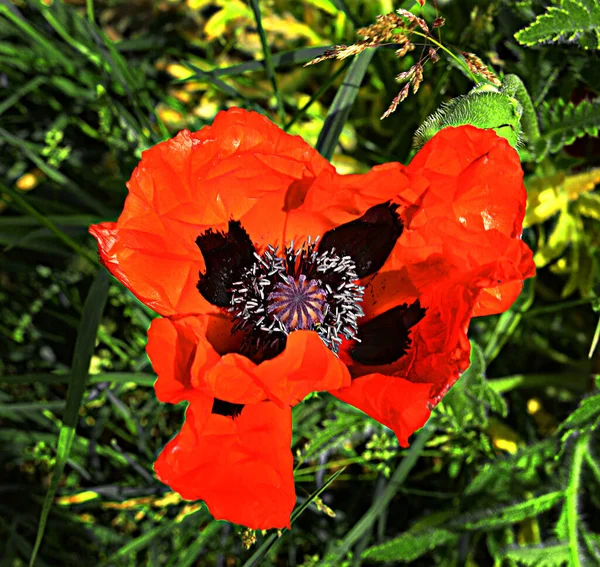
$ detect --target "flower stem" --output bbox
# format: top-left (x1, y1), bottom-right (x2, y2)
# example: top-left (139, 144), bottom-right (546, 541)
top-left (411, 31), bottom-right (479, 84)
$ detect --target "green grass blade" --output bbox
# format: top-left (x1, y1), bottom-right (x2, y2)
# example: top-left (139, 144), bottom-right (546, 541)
top-left (242, 467), bottom-right (346, 567)
top-left (28, 268), bottom-right (110, 567)
top-left (330, 0), bottom-right (359, 28)
top-left (589, 315), bottom-right (600, 358)
top-left (0, 183), bottom-right (99, 265)
top-left (0, 128), bottom-right (111, 216)
top-left (181, 60), bottom-right (268, 116)
top-left (86, 0), bottom-right (95, 23)
top-left (489, 373), bottom-right (589, 394)
top-left (316, 49), bottom-right (375, 161)
top-left (183, 47), bottom-right (332, 79)
top-left (97, 507), bottom-right (206, 566)
top-left (321, 422), bottom-right (434, 565)
top-left (0, 3), bottom-right (73, 70)
top-left (0, 214), bottom-right (99, 227)
top-left (484, 278), bottom-right (535, 364)
top-left (0, 76), bottom-right (45, 117)
top-left (176, 522), bottom-right (221, 567)
top-left (0, 401), bottom-right (66, 415)
top-left (248, 0), bottom-right (285, 125)
top-left (284, 61), bottom-right (350, 131)
top-left (98, 524), bottom-right (172, 566)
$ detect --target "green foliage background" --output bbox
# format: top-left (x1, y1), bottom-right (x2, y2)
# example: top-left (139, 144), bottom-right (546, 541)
top-left (1, 0), bottom-right (600, 566)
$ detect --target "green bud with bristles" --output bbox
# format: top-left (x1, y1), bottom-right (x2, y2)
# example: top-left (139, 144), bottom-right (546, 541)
top-left (412, 78), bottom-right (525, 150)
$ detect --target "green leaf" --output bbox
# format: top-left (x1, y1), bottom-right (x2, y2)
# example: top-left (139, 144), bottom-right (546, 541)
top-left (440, 342), bottom-right (507, 431)
top-left (28, 268), bottom-right (110, 567)
top-left (515, 0), bottom-right (600, 49)
top-left (558, 393), bottom-right (600, 431)
top-left (489, 373), bottom-right (589, 394)
top-left (361, 528), bottom-right (457, 563)
top-left (0, 372), bottom-right (156, 387)
top-left (316, 48), bottom-right (375, 160)
top-left (449, 492), bottom-right (564, 531)
top-left (535, 98), bottom-right (600, 161)
top-left (555, 433), bottom-right (589, 567)
top-left (501, 543), bottom-right (570, 566)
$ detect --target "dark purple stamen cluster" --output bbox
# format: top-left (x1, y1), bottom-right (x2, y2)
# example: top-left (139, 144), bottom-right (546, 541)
top-left (230, 238), bottom-right (364, 358)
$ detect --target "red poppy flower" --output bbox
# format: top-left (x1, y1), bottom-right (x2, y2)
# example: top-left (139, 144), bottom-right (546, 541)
top-left (90, 108), bottom-right (535, 529)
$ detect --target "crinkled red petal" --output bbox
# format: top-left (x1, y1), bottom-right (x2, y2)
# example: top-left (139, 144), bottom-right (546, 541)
top-left (332, 374), bottom-right (432, 447)
top-left (204, 330), bottom-right (351, 407)
top-left (147, 315), bottom-right (350, 407)
top-left (154, 398), bottom-right (295, 530)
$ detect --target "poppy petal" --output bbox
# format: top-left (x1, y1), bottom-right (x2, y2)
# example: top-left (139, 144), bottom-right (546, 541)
top-left (147, 316), bottom-right (217, 405)
top-left (403, 124), bottom-right (533, 316)
top-left (154, 398), bottom-right (295, 529)
top-left (350, 300), bottom-right (426, 365)
top-left (90, 220), bottom-right (215, 317)
top-left (196, 220), bottom-right (256, 307)
top-left (319, 203), bottom-right (404, 278)
top-left (332, 374), bottom-right (432, 447)
top-left (147, 315), bottom-right (266, 405)
top-left (148, 315), bottom-right (350, 407)
top-left (202, 330), bottom-right (351, 407)
top-left (407, 125), bottom-right (526, 237)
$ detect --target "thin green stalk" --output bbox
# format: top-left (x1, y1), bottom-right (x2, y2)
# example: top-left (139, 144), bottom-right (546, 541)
top-left (411, 31), bottom-right (479, 84)
top-left (524, 298), bottom-right (596, 318)
top-left (585, 452), bottom-right (600, 487)
top-left (86, 0), bottom-right (95, 23)
top-left (249, 0), bottom-right (285, 125)
top-left (0, 76), bottom-right (46, 117)
top-left (589, 315), bottom-right (600, 358)
top-left (294, 456), bottom-right (365, 476)
top-left (242, 467), bottom-right (346, 567)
